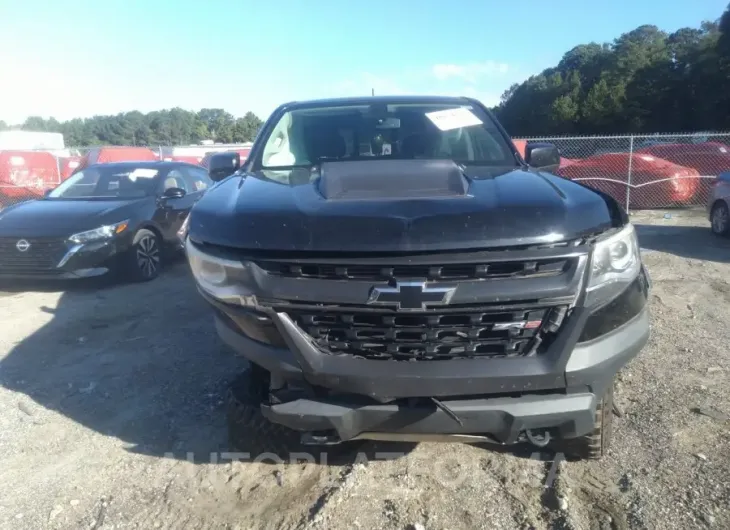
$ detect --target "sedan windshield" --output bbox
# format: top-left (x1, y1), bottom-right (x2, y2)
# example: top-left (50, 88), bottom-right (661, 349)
top-left (48, 166), bottom-right (160, 199)
top-left (259, 102), bottom-right (518, 169)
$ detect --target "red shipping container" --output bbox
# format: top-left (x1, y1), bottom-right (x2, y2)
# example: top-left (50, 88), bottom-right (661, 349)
top-left (200, 153), bottom-right (214, 169)
top-left (59, 156), bottom-right (82, 180)
top-left (164, 155), bottom-right (204, 165)
top-left (512, 139), bottom-right (526, 159)
top-left (76, 147), bottom-right (159, 173)
top-left (233, 147), bottom-right (251, 161)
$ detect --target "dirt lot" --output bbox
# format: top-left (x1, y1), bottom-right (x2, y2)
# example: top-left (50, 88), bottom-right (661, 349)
top-left (0, 210), bottom-right (728, 530)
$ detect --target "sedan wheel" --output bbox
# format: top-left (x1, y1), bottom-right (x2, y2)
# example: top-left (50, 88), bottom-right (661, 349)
top-left (711, 202), bottom-right (730, 236)
top-left (129, 229), bottom-right (162, 281)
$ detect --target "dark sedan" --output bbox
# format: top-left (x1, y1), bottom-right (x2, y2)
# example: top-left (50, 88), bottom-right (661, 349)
top-left (0, 161), bottom-right (212, 282)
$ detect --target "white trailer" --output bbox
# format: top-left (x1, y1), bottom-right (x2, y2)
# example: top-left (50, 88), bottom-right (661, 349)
top-left (0, 130), bottom-right (66, 151)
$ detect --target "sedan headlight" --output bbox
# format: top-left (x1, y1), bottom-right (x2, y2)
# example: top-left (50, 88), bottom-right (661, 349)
top-left (185, 238), bottom-right (256, 305)
top-left (68, 220), bottom-right (129, 244)
top-left (586, 223), bottom-right (641, 303)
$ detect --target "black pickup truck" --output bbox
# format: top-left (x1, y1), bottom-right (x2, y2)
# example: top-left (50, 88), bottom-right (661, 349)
top-left (185, 95), bottom-right (650, 460)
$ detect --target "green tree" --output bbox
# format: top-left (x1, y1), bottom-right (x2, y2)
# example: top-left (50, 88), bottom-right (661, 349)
top-left (197, 108), bottom-right (236, 143)
top-left (496, 2), bottom-right (730, 135)
top-left (232, 112), bottom-right (263, 142)
top-left (0, 108), bottom-right (263, 147)
top-left (582, 79), bottom-right (625, 132)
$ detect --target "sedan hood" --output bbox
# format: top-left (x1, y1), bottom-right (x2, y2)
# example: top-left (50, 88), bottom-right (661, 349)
top-left (0, 198), bottom-right (149, 238)
top-left (189, 162), bottom-right (615, 253)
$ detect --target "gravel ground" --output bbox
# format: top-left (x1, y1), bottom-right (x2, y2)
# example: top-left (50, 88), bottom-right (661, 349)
top-left (0, 210), bottom-right (728, 530)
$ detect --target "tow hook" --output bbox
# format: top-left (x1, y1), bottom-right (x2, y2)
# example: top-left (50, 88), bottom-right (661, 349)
top-left (526, 429), bottom-right (551, 447)
top-left (301, 432), bottom-right (342, 446)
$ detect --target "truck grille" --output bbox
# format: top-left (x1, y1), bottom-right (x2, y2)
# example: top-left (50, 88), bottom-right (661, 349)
top-left (256, 258), bottom-right (570, 281)
top-left (0, 237), bottom-right (67, 274)
top-left (258, 258), bottom-right (569, 281)
top-left (288, 306), bottom-right (566, 361)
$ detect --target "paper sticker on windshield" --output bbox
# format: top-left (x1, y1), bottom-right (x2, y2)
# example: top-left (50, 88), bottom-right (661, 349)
top-left (382, 143), bottom-right (392, 155)
top-left (425, 107), bottom-right (483, 131)
top-left (127, 168), bottom-right (159, 181)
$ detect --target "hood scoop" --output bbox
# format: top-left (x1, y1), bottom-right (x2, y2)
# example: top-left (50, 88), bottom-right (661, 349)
top-left (318, 159), bottom-right (469, 201)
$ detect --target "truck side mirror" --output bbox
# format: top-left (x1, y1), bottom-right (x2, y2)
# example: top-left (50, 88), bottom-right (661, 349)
top-left (209, 152), bottom-right (241, 182)
top-left (525, 142), bottom-right (560, 173)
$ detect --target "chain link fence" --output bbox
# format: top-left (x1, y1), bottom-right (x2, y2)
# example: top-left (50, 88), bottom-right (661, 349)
top-left (1, 134), bottom-right (729, 211)
top-left (514, 132), bottom-right (730, 211)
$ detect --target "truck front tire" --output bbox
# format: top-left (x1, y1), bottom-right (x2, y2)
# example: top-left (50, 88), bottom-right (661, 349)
top-left (561, 380), bottom-right (615, 460)
top-left (226, 366), bottom-right (356, 460)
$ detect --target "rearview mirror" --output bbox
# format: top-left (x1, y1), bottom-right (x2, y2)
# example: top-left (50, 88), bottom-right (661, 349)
top-left (209, 152), bottom-right (241, 182)
top-left (525, 142), bottom-right (560, 173)
top-left (162, 187), bottom-right (186, 199)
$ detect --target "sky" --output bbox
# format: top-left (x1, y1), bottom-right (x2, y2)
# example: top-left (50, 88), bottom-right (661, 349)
top-left (0, 0), bottom-right (727, 124)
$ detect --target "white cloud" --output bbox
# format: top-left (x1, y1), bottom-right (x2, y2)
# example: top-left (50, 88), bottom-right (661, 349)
top-left (432, 61), bottom-right (509, 83)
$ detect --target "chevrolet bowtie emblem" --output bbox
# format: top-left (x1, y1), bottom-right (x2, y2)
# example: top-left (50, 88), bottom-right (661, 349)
top-left (367, 281), bottom-right (456, 311)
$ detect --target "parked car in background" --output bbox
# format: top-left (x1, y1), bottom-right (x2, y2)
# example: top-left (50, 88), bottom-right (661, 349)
top-left (0, 150), bottom-right (61, 209)
top-left (708, 171), bottom-right (730, 236)
top-left (557, 152), bottom-right (700, 208)
top-left (634, 139), bottom-right (673, 149)
top-left (0, 161), bottom-right (212, 282)
top-left (635, 142), bottom-right (730, 204)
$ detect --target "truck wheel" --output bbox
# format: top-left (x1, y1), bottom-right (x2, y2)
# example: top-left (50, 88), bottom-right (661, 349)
top-left (226, 366), bottom-right (356, 461)
top-left (562, 381), bottom-right (614, 461)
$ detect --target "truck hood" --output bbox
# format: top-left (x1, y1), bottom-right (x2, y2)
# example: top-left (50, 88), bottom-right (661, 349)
top-left (189, 162), bottom-right (614, 252)
top-left (0, 198), bottom-right (150, 238)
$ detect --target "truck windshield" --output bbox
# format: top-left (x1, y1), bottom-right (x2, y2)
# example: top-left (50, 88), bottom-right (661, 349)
top-left (259, 102), bottom-right (518, 169)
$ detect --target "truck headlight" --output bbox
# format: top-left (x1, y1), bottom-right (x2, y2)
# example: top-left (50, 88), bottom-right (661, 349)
top-left (177, 214), bottom-right (191, 243)
top-left (185, 238), bottom-right (256, 304)
top-left (69, 220), bottom-right (128, 244)
top-left (586, 224), bottom-right (641, 304)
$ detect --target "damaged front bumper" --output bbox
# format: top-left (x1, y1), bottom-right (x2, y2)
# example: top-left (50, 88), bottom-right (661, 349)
top-left (203, 268), bottom-right (650, 444)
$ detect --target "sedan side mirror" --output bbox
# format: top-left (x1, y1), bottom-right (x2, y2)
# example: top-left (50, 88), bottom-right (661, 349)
top-left (525, 142), bottom-right (560, 173)
top-left (162, 187), bottom-right (186, 199)
top-left (209, 152), bottom-right (241, 182)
